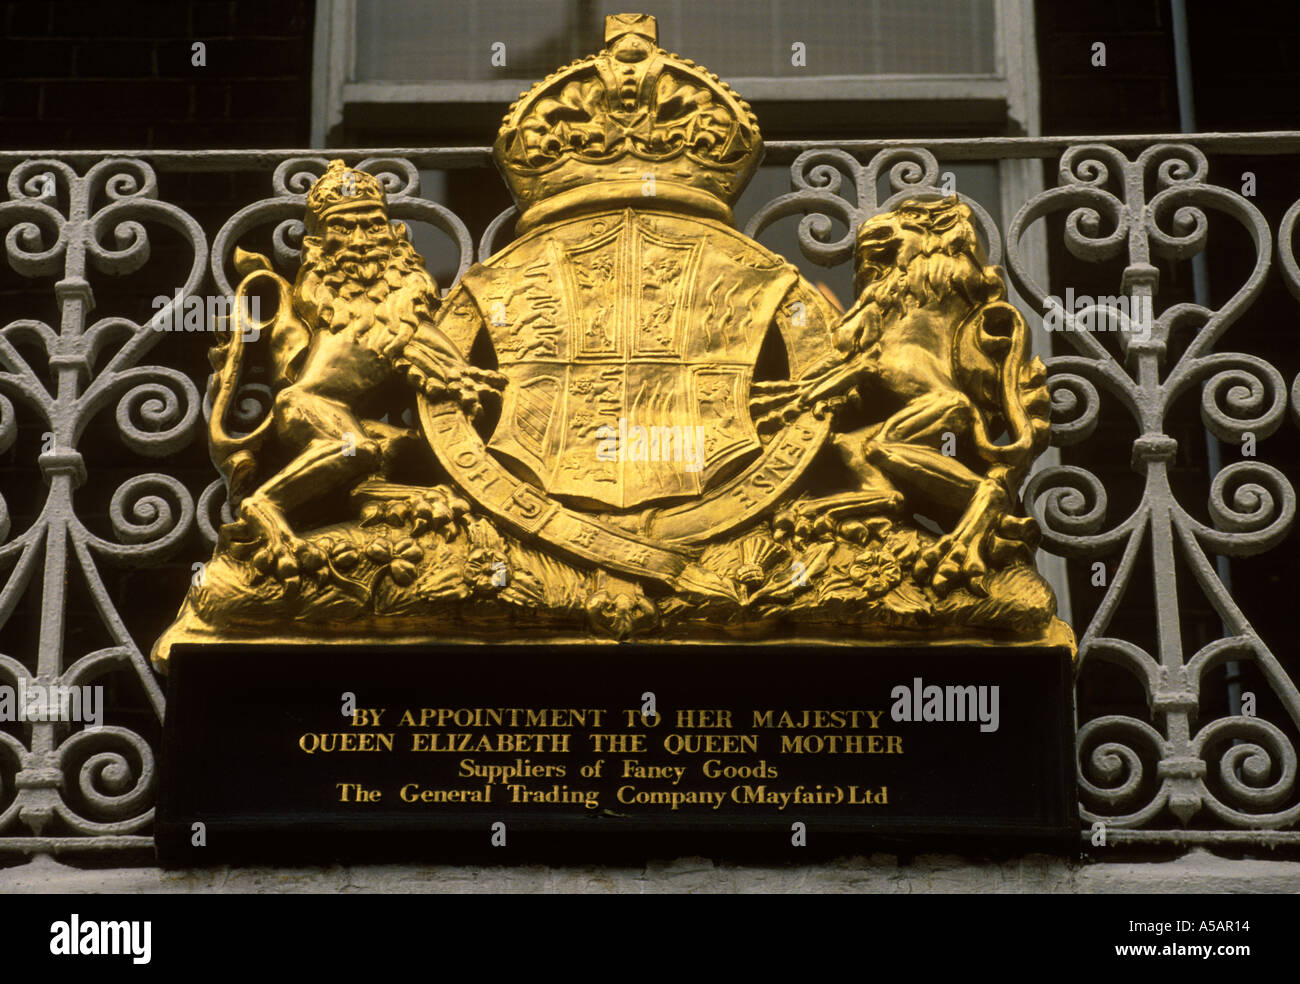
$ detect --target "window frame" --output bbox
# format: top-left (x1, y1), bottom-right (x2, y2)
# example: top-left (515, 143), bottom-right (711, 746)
top-left (311, 0), bottom-right (1041, 146)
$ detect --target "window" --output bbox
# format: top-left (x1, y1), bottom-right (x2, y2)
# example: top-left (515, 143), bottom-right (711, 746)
top-left (314, 0), bottom-right (1038, 145)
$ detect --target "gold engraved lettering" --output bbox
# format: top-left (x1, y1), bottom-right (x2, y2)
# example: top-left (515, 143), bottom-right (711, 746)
top-left (298, 732), bottom-right (395, 753)
top-left (662, 733), bottom-right (758, 755)
top-left (335, 782), bottom-right (383, 803)
top-left (589, 733), bottom-right (647, 753)
top-left (752, 709), bottom-right (879, 729)
top-left (399, 782), bottom-right (494, 804)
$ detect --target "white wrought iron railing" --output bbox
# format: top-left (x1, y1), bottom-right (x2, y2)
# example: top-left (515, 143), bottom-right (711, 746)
top-left (2, 134), bottom-right (1299, 860)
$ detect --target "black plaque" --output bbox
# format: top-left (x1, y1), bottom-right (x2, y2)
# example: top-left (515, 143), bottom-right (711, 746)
top-left (157, 642), bottom-right (1075, 864)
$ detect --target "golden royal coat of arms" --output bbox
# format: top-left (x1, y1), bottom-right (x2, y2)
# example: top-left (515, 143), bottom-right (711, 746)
top-left (152, 13), bottom-right (1070, 668)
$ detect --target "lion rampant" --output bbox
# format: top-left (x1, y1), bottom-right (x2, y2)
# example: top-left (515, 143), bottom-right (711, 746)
top-left (757, 197), bottom-right (1051, 596)
top-left (205, 161), bottom-right (503, 585)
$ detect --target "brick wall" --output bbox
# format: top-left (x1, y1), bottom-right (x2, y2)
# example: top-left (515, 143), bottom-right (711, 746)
top-left (1037, 0), bottom-right (1181, 136)
top-left (1, 0), bottom-right (315, 150)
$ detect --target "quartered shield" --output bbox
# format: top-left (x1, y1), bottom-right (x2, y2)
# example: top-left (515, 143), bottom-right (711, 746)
top-left (459, 208), bottom-right (798, 511)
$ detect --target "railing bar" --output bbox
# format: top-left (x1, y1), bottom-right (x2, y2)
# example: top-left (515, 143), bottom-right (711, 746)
top-left (766, 132), bottom-right (1300, 159)
top-left (1081, 829), bottom-right (1300, 845)
top-left (0, 148), bottom-right (496, 171)
top-left (2, 132), bottom-right (1299, 172)
top-left (0, 836), bottom-right (156, 854)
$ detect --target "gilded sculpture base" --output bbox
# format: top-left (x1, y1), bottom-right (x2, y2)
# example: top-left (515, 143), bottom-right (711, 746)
top-left (153, 473), bottom-right (1074, 670)
top-left (155, 620), bottom-right (1077, 670)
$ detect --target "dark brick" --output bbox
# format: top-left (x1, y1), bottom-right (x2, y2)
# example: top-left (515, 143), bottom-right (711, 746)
top-left (56, 1), bottom-right (191, 38)
top-left (1, 81), bottom-right (40, 118)
top-left (5, 1), bottom-right (51, 37)
top-left (1043, 33), bottom-right (1173, 76)
top-left (193, 81), bottom-right (229, 118)
top-left (75, 41), bottom-right (158, 79)
top-left (1246, 108), bottom-right (1300, 128)
top-left (169, 118), bottom-right (304, 147)
top-left (232, 170), bottom-right (269, 197)
top-left (0, 122), bottom-right (60, 148)
top-left (1201, 33), bottom-right (1294, 78)
top-left (191, 0), bottom-right (233, 36)
top-left (231, 0), bottom-right (312, 36)
top-left (1099, 34), bottom-right (1171, 73)
top-left (198, 38), bottom-right (308, 78)
top-left (236, 116), bottom-right (309, 146)
top-left (1, 0), bottom-right (313, 151)
top-left (227, 79), bottom-right (307, 119)
top-left (41, 121), bottom-right (153, 148)
top-left (1039, 0), bottom-right (1166, 32)
top-left (184, 169), bottom-right (235, 202)
top-left (4, 40), bottom-right (73, 78)
top-left (157, 39), bottom-right (217, 77)
top-left (149, 123), bottom-right (208, 147)
top-left (1041, 35), bottom-right (1109, 73)
top-left (1042, 78), bottom-right (1127, 121)
top-left (1036, 0), bottom-right (1184, 137)
top-left (42, 80), bottom-right (190, 121)
top-left (1120, 78), bottom-right (1171, 119)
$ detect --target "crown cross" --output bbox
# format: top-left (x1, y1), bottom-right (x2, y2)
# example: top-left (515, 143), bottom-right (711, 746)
top-left (605, 13), bottom-right (657, 44)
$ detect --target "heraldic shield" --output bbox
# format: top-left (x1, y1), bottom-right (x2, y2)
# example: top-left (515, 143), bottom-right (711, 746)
top-left (460, 209), bottom-right (798, 511)
top-left (152, 11), bottom-right (1071, 664)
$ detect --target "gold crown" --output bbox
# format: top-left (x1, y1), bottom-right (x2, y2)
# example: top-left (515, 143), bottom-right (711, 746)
top-left (494, 14), bottom-right (762, 234)
top-left (305, 160), bottom-right (388, 234)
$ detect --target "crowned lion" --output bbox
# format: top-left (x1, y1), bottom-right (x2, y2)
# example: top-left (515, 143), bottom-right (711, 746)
top-left (206, 161), bottom-right (503, 588)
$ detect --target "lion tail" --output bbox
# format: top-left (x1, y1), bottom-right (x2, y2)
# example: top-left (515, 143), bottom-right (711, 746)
top-left (208, 249), bottom-right (294, 505)
top-left (956, 301), bottom-right (1051, 481)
